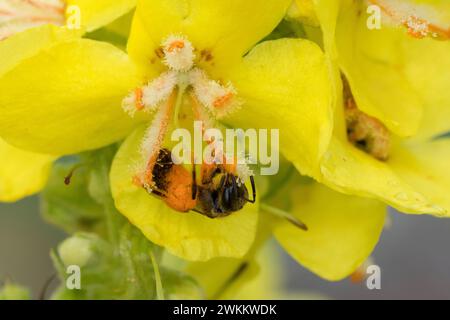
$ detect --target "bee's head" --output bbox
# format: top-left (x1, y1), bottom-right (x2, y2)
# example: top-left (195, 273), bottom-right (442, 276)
top-left (217, 174), bottom-right (249, 213)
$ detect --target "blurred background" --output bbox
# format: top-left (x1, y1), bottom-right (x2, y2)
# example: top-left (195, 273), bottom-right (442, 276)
top-left (1, 197), bottom-right (450, 300)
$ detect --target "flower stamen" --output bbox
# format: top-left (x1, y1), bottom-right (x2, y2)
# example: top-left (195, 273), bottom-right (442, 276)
top-left (122, 71), bottom-right (178, 117)
top-left (343, 75), bottom-right (390, 161)
top-left (162, 35), bottom-right (195, 72)
top-left (134, 88), bottom-right (145, 111)
top-left (189, 68), bottom-right (240, 119)
top-left (137, 91), bottom-right (177, 187)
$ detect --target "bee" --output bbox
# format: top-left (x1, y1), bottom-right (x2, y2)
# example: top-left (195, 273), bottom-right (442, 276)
top-left (144, 148), bottom-right (256, 218)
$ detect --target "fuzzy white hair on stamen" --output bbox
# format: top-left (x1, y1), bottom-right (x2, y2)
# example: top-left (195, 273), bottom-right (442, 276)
top-left (142, 71), bottom-right (178, 109)
top-left (122, 92), bottom-right (139, 117)
top-left (189, 68), bottom-right (241, 119)
top-left (162, 34), bottom-right (195, 72)
top-left (140, 100), bottom-right (171, 169)
top-left (122, 71), bottom-right (177, 117)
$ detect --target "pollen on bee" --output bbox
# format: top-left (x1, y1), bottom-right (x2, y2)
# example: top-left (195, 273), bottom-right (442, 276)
top-left (132, 175), bottom-right (143, 187)
top-left (161, 35), bottom-right (195, 72)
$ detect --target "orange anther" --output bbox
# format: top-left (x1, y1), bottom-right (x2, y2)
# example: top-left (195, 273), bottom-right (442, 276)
top-left (134, 88), bottom-right (145, 111)
top-left (167, 40), bottom-right (185, 52)
top-left (213, 93), bottom-right (233, 108)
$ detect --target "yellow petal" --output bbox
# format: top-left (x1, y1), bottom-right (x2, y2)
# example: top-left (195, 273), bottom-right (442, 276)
top-left (0, 138), bottom-right (55, 202)
top-left (128, 0), bottom-right (292, 76)
top-left (67, 0), bottom-right (136, 32)
top-left (311, 0), bottom-right (340, 58)
top-left (320, 137), bottom-right (445, 215)
top-left (335, 1), bottom-right (423, 137)
top-left (0, 38), bottom-right (145, 155)
top-left (401, 37), bottom-right (450, 141)
top-left (225, 38), bottom-right (333, 178)
top-left (274, 182), bottom-right (386, 281)
top-left (110, 126), bottom-right (259, 261)
top-left (0, 24), bottom-right (80, 77)
top-left (389, 138), bottom-right (450, 214)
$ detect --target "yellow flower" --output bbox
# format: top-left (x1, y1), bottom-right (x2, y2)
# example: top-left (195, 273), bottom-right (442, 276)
top-left (294, 0), bottom-right (450, 216)
top-left (0, 0), bottom-right (136, 201)
top-left (0, 0), bottom-right (334, 261)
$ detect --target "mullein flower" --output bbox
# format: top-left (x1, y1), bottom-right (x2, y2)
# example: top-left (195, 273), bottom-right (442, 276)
top-left (0, 0), bottom-right (334, 261)
top-left (294, 0), bottom-right (450, 216)
top-left (0, 0), bottom-right (136, 201)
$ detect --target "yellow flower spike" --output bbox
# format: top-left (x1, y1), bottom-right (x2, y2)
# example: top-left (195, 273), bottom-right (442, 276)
top-left (110, 126), bottom-right (259, 261)
top-left (274, 183), bottom-right (387, 281)
top-left (225, 38), bottom-right (333, 178)
top-left (0, 138), bottom-right (55, 202)
top-left (0, 38), bottom-right (145, 154)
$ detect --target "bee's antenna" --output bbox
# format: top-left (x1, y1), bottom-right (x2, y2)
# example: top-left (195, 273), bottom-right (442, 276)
top-left (231, 175), bottom-right (238, 198)
top-left (64, 164), bottom-right (84, 185)
top-left (219, 174), bottom-right (227, 190)
top-left (260, 203), bottom-right (308, 231)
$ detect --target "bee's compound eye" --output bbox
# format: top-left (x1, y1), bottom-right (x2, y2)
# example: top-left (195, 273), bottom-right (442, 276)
top-left (222, 187), bottom-right (231, 207)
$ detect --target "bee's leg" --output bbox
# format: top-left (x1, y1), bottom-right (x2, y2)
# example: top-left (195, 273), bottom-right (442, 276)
top-left (231, 175), bottom-right (238, 198)
top-left (151, 189), bottom-right (166, 198)
top-left (191, 164), bottom-right (197, 200)
top-left (245, 176), bottom-right (257, 203)
top-left (219, 173), bottom-right (227, 189)
top-left (142, 182), bottom-right (168, 198)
